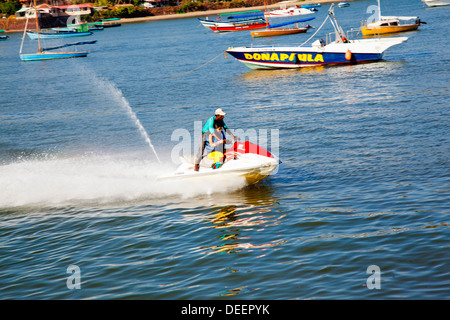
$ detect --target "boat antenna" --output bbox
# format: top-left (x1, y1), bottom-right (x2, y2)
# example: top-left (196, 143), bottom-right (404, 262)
top-left (377, 0), bottom-right (381, 21)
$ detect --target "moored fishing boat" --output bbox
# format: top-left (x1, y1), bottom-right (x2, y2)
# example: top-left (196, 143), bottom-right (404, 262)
top-left (19, 50), bottom-right (91, 61)
top-left (226, 4), bottom-right (408, 70)
top-left (251, 17), bottom-right (315, 38)
top-left (200, 11), bottom-right (267, 33)
top-left (101, 18), bottom-right (121, 28)
top-left (0, 29), bottom-right (8, 40)
top-left (209, 20), bottom-right (268, 33)
top-left (27, 30), bottom-right (93, 39)
top-left (19, 1), bottom-right (96, 62)
top-left (199, 10), bottom-right (264, 29)
top-left (251, 26), bottom-right (310, 38)
top-left (301, 4), bottom-right (321, 9)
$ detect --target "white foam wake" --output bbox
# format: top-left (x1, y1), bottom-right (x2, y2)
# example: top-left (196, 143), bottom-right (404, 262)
top-left (0, 153), bottom-right (246, 208)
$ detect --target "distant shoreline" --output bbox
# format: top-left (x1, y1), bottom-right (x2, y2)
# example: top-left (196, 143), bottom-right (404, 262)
top-left (118, 0), bottom-right (342, 24)
top-left (3, 0), bottom-right (348, 33)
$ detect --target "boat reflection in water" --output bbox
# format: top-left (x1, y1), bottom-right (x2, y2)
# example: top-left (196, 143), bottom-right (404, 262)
top-left (200, 197), bottom-right (287, 255)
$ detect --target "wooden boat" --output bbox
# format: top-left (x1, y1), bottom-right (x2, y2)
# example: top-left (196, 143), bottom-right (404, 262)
top-left (207, 12), bottom-right (268, 33)
top-left (226, 4), bottom-right (408, 70)
top-left (199, 10), bottom-right (263, 29)
top-left (100, 18), bottom-right (121, 28)
top-left (251, 17), bottom-right (315, 38)
top-left (361, 0), bottom-right (424, 36)
top-left (251, 26), bottom-right (309, 38)
top-left (27, 30), bottom-right (93, 39)
top-left (19, 1), bottom-right (96, 62)
top-left (20, 51), bottom-right (90, 61)
top-left (200, 11), bottom-right (268, 33)
top-left (209, 20), bottom-right (268, 33)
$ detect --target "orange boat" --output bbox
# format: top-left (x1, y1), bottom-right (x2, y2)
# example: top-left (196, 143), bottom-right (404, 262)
top-left (361, 16), bottom-right (422, 36)
top-left (361, 0), bottom-right (424, 36)
top-left (251, 17), bottom-right (315, 38)
top-left (252, 26), bottom-right (309, 38)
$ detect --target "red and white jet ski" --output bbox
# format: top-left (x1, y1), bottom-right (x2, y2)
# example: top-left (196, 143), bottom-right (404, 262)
top-left (158, 141), bottom-right (280, 185)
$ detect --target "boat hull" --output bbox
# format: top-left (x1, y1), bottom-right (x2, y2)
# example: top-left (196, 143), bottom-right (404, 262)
top-left (20, 51), bottom-right (89, 61)
top-left (251, 27), bottom-right (308, 38)
top-left (361, 24), bottom-right (419, 36)
top-left (421, 0), bottom-right (450, 6)
top-left (27, 31), bottom-right (93, 40)
top-left (226, 37), bottom-right (408, 69)
top-left (209, 22), bottom-right (268, 33)
top-left (158, 163), bottom-right (278, 185)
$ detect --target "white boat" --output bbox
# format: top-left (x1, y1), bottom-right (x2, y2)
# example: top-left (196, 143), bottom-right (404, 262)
top-left (338, 2), bottom-right (350, 7)
top-left (158, 141), bottom-right (280, 185)
top-left (421, 0), bottom-right (450, 6)
top-left (226, 4), bottom-right (408, 70)
top-left (265, 1), bottom-right (315, 18)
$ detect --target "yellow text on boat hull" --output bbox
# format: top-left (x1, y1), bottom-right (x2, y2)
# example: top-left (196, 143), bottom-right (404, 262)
top-left (243, 53), bottom-right (324, 63)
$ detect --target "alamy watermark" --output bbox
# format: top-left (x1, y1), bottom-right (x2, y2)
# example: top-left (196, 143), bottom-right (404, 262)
top-left (66, 5), bottom-right (82, 26)
top-left (67, 264), bottom-right (81, 290)
top-left (366, 265), bottom-right (381, 290)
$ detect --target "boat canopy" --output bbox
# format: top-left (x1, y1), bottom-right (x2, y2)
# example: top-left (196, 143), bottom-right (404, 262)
top-left (42, 40), bottom-right (97, 52)
top-left (226, 12), bottom-right (264, 19)
top-left (380, 16), bottom-right (419, 20)
top-left (268, 17), bottom-right (315, 29)
top-left (219, 10), bottom-right (261, 16)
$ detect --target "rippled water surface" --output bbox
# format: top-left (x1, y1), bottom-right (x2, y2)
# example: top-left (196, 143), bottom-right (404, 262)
top-left (0, 0), bottom-right (449, 299)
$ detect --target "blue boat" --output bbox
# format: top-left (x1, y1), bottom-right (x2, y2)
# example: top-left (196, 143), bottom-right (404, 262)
top-left (19, 1), bottom-right (96, 62)
top-left (20, 51), bottom-right (90, 61)
top-left (27, 30), bottom-right (93, 40)
top-left (226, 4), bottom-right (407, 69)
top-left (302, 4), bottom-right (322, 9)
top-left (20, 39), bottom-right (97, 61)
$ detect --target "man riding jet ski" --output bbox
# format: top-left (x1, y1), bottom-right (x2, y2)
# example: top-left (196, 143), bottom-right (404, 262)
top-left (158, 109), bottom-right (280, 185)
top-left (194, 108), bottom-right (238, 171)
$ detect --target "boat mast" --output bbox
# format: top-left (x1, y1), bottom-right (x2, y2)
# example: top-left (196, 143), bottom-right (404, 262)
top-left (377, 0), bottom-right (381, 20)
top-left (19, 13), bottom-right (30, 54)
top-left (328, 4), bottom-right (345, 41)
top-left (33, 0), bottom-right (42, 52)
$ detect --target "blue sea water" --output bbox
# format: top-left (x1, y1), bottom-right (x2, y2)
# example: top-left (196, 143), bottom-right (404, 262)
top-left (0, 0), bottom-right (448, 300)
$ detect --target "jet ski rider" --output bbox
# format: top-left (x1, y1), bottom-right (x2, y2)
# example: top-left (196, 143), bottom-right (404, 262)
top-left (205, 123), bottom-right (226, 169)
top-left (194, 108), bottom-right (239, 172)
